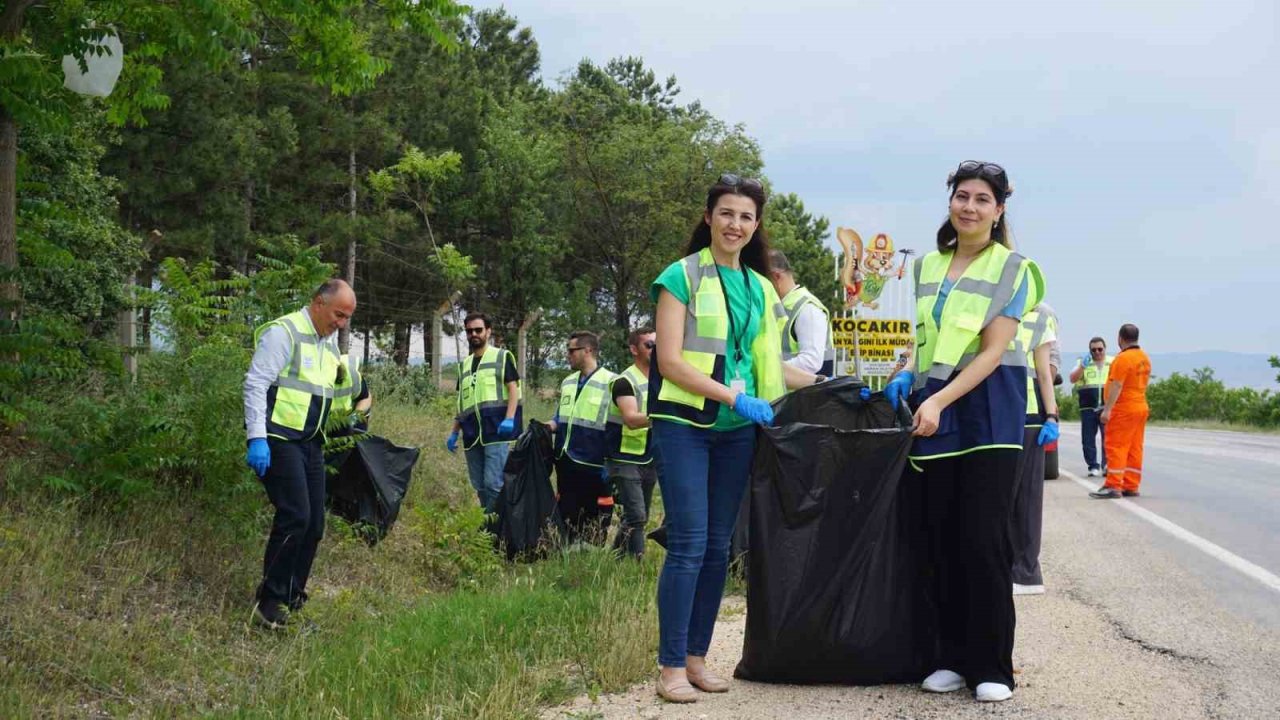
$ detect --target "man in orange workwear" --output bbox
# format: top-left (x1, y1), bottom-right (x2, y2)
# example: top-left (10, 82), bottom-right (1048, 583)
top-left (1089, 324), bottom-right (1152, 499)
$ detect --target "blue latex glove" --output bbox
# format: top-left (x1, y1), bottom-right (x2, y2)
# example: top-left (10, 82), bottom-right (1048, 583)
top-left (246, 438), bottom-right (270, 477)
top-left (733, 392), bottom-right (774, 426)
top-left (883, 371), bottom-right (915, 410)
top-left (859, 387), bottom-right (872, 401)
top-left (1037, 419), bottom-right (1060, 446)
top-left (498, 418), bottom-right (516, 439)
top-left (1078, 355), bottom-right (1089, 368)
top-left (446, 431), bottom-right (459, 453)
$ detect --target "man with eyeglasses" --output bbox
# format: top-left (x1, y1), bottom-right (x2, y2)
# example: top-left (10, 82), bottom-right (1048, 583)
top-left (1069, 336), bottom-right (1114, 476)
top-left (548, 330), bottom-right (616, 545)
top-left (448, 312), bottom-right (522, 512)
top-left (604, 327), bottom-right (662, 559)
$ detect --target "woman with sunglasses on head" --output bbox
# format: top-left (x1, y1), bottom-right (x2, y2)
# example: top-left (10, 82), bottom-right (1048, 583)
top-left (883, 161), bottom-right (1044, 703)
top-left (647, 174), bottom-right (820, 703)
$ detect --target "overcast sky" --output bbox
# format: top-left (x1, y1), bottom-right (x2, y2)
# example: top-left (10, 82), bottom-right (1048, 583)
top-left (479, 0), bottom-right (1279, 356)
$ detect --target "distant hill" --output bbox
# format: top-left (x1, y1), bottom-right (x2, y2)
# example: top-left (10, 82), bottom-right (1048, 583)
top-left (1147, 351), bottom-right (1277, 391)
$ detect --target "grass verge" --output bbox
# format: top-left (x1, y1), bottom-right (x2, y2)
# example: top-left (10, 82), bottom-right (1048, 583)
top-left (0, 395), bottom-right (660, 718)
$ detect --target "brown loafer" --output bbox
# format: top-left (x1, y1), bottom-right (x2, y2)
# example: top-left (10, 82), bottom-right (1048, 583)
top-left (656, 674), bottom-right (698, 703)
top-left (687, 668), bottom-right (730, 693)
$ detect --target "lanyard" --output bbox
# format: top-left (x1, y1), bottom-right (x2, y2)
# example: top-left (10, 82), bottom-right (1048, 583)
top-left (713, 264), bottom-right (751, 364)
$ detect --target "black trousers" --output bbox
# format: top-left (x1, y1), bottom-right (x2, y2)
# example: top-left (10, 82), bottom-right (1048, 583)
top-left (912, 448), bottom-right (1021, 689)
top-left (556, 457), bottom-right (613, 545)
top-left (257, 437), bottom-right (326, 609)
top-left (1010, 427), bottom-right (1046, 586)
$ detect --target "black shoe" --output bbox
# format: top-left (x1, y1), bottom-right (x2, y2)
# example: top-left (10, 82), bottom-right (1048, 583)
top-left (1122, 490), bottom-right (1140, 497)
top-left (253, 601), bottom-right (289, 630)
top-left (1089, 486), bottom-right (1122, 499)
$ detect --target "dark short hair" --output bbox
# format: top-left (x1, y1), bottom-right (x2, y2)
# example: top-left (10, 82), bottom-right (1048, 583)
top-left (1090, 336), bottom-right (1106, 348)
top-left (767, 249), bottom-right (793, 273)
top-left (1119, 324), bottom-right (1140, 343)
top-left (463, 312), bottom-right (490, 329)
top-left (569, 330), bottom-right (599, 354)
top-left (684, 175), bottom-right (772, 276)
top-left (627, 326), bottom-right (655, 347)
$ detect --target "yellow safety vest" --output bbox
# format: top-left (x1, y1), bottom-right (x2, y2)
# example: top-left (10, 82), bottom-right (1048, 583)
top-left (456, 345), bottom-right (522, 448)
top-left (606, 364), bottom-right (652, 464)
top-left (1019, 306), bottom-right (1058, 427)
top-left (255, 309), bottom-right (340, 442)
top-left (910, 244), bottom-right (1044, 461)
top-left (780, 285), bottom-right (835, 377)
top-left (649, 248), bottom-right (787, 428)
top-left (555, 367), bottom-right (617, 467)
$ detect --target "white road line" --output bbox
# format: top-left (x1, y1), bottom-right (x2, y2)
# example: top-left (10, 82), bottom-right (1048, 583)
top-left (1061, 469), bottom-right (1280, 595)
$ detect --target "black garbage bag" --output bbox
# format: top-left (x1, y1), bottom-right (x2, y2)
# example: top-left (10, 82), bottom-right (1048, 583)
top-left (491, 421), bottom-right (561, 560)
top-left (734, 376), bottom-right (936, 685)
top-left (327, 435), bottom-right (419, 546)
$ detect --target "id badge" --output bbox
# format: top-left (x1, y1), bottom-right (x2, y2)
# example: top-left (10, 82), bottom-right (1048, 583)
top-left (730, 378), bottom-right (746, 394)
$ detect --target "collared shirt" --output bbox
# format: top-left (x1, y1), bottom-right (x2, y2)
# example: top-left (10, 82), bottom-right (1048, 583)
top-left (243, 307), bottom-right (339, 440)
top-left (783, 298), bottom-right (829, 375)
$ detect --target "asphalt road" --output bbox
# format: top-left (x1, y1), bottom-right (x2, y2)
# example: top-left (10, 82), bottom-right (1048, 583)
top-left (550, 423), bottom-right (1280, 718)
top-left (1056, 422), bottom-right (1280, 629)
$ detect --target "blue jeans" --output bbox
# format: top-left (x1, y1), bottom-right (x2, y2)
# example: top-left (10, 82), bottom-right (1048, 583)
top-left (652, 420), bottom-right (756, 668)
top-left (1081, 408), bottom-right (1107, 471)
top-left (465, 441), bottom-right (510, 511)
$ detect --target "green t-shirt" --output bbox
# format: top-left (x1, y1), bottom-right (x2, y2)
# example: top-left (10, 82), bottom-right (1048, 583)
top-left (651, 258), bottom-right (764, 431)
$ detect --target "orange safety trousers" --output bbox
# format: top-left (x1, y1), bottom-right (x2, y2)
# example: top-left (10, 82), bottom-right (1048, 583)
top-left (1103, 406), bottom-right (1149, 492)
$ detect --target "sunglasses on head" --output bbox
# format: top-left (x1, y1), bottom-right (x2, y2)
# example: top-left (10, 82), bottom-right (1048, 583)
top-left (465, 327), bottom-right (486, 336)
top-left (718, 173), bottom-right (763, 192)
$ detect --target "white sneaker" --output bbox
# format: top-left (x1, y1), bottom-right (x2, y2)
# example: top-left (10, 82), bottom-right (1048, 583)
top-left (921, 669), bottom-right (966, 693)
top-left (1013, 583), bottom-right (1045, 595)
top-left (975, 682), bottom-right (1012, 702)
top-left (1087, 468), bottom-right (1100, 477)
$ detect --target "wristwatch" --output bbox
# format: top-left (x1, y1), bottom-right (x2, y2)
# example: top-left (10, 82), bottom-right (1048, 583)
top-left (1044, 413), bottom-right (1059, 422)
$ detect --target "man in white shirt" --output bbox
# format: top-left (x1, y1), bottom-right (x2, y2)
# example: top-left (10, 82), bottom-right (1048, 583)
top-left (768, 249), bottom-right (834, 387)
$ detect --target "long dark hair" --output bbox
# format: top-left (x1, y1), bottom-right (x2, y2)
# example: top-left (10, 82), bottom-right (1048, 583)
top-left (684, 178), bottom-right (772, 276)
top-left (935, 162), bottom-right (1014, 252)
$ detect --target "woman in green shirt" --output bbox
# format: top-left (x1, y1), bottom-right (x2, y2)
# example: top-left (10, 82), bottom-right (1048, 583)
top-left (648, 175), bottom-right (815, 703)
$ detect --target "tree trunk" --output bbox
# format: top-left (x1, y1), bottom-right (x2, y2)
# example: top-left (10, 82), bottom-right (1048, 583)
top-left (393, 321), bottom-right (410, 366)
top-left (340, 144), bottom-right (357, 353)
top-left (0, 1), bottom-right (33, 333)
top-left (0, 109), bottom-right (18, 330)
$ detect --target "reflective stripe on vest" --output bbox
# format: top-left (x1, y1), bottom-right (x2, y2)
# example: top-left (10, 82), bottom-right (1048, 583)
top-left (607, 364), bottom-right (652, 463)
top-left (255, 309), bottom-right (339, 442)
top-left (556, 367), bottom-right (617, 467)
top-left (913, 245), bottom-right (1030, 389)
top-left (780, 285), bottom-right (835, 377)
top-left (648, 248), bottom-right (787, 428)
top-left (909, 246), bottom-right (1045, 461)
top-left (456, 346), bottom-right (522, 447)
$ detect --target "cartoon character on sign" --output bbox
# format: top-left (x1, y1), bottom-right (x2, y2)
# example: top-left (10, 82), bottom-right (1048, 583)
top-left (837, 229), bottom-right (914, 311)
top-left (836, 227), bottom-right (864, 311)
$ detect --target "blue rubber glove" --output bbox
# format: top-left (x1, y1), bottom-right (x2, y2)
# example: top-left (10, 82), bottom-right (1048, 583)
top-left (883, 371), bottom-right (915, 410)
top-left (859, 387), bottom-right (872, 401)
top-left (1078, 355), bottom-right (1089, 368)
top-left (498, 418), bottom-right (516, 439)
top-left (446, 431), bottom-right (459, 453)
top-left (1037, 419), bottom-right (1060, 446)
top-left (732, 392), bottom-right (774, 426)
top-left (246, 438), bottom-right (270, 477)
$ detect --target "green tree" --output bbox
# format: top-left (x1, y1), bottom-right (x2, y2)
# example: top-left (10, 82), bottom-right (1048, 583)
top-left (767, 192), bottom-right (839, 311)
